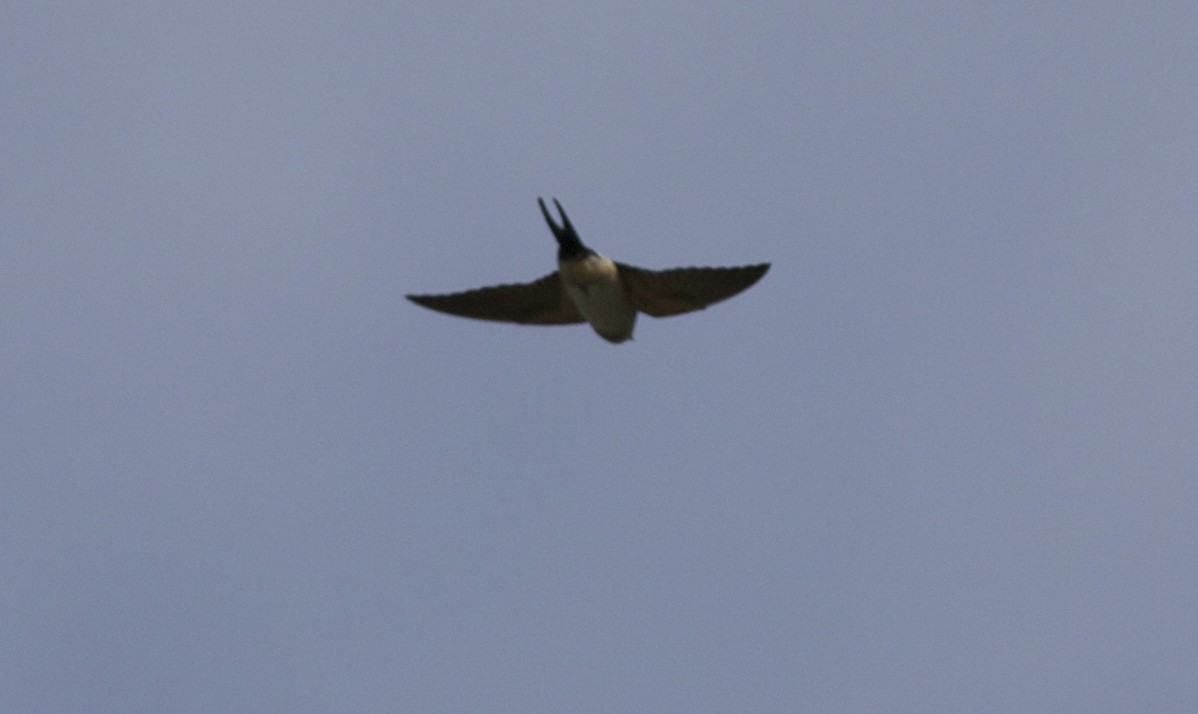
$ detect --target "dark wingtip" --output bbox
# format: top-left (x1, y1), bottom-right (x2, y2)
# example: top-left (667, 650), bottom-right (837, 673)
top-left (747, 262), bottom-right (771, 287)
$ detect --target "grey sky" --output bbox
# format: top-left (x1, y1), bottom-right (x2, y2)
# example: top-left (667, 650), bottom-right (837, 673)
top-left (3, 2), bottom-right (1197, 712)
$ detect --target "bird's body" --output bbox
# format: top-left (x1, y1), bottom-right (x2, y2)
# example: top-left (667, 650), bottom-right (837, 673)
top-left (556, 252), bottom-right (637, 342)
top-left (407, 198), bottom-right (770, 343)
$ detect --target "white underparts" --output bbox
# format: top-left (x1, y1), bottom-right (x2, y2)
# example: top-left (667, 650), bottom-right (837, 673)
top-left (559, 254), bottom-right (637, 343)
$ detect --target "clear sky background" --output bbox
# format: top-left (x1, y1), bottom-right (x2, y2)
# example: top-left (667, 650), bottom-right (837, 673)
top-left (4, 2), bottom-right (1197, 712)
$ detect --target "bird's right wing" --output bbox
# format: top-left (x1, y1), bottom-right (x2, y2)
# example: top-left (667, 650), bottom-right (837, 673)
top-left (616, 263), bottom-right (770, 317)
top-left (406, 272), bottom-right (585, 325)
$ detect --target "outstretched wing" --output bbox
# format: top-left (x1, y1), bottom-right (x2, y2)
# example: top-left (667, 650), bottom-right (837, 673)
top-left (406, 272), bottom-right (584, 325)
top-left (616, 263), bottom-right (770, 317)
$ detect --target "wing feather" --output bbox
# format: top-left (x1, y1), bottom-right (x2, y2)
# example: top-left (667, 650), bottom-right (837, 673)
top-left (406, 272), bottom-right (584, 325)
top-left (616, 263), bottom-right (770, 317)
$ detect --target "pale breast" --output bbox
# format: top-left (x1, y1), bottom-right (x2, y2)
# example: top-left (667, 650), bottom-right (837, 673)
top-left (559, 254), bottom-right (637, 342)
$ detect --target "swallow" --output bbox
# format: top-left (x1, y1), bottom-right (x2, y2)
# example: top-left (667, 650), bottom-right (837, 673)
top-left (406, 198), bottom-right (770, 343)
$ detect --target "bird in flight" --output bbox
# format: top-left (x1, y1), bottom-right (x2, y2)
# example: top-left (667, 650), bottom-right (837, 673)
top-left (407, 198), bottom-right (770, 343)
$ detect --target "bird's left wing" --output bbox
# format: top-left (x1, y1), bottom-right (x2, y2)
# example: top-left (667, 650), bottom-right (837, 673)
top-left (616, 262), bottom-right (770, 317)
top-left (406, 272), bottom-right (585, 325)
